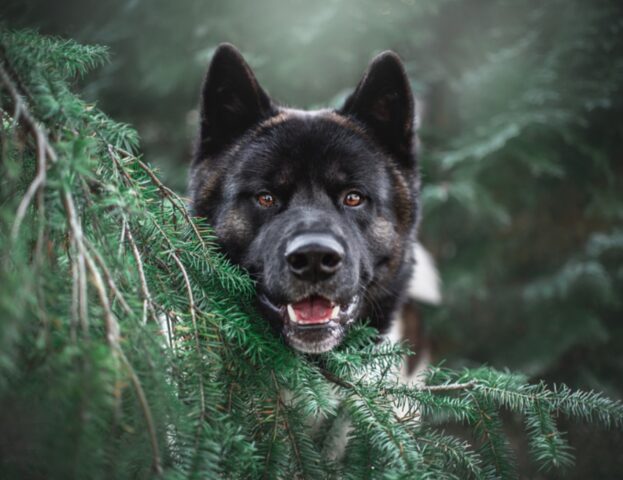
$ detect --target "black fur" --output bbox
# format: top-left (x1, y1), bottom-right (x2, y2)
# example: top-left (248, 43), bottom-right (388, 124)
top-left (190, 44), bottom-right (419, 353)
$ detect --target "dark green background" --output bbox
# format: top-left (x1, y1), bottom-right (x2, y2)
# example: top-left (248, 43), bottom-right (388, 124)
top-left (4, 1), bottom-right (623, 476)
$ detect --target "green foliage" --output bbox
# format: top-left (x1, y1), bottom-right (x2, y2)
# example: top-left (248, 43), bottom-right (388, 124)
top-left (417, 0), bottom-right (623, 388)
top-left (1, 28), bottom-right (622, 479)
top-left (4, 0), bottom-right (621, 397)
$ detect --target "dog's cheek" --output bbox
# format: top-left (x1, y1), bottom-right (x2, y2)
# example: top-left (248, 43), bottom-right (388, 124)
top-left (361, 216), bottom-right (403, 296)
top-left (387, 163), bottom-right (417, 234)
top-left (370, 217), bottom-right (396, 247)
top-left (214, 207), bottom-right (254, 264)
top-left (370, 217), bottom-right (399, 260)
top-left (189, 162), bottom-right (224, 220)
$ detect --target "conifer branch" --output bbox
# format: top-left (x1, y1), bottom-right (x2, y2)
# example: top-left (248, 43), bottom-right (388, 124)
top-left (2, 45), bottom-right (164, 471)
top-left (151, 221), bottom-right (207, 425)
top-left (117, 147), bottom-right (207, 250)
top-left (262, 371), bottom-right (281, 480)
top-left (0, 55), bottom-right (56, 241)
top-left (469, 393), bottom-right (510, 478)
top-left (321, 366), bottom-right (477, 394)
top-left (271, 370), bottom-right (305, 476)
top-left (84, 237), bottom-right (132, 315)
top-left (118, 349), bottom-right (164, 476)
top-left (422, 380), bottom-right (477, 392)
top-left (62, 189), bottom-right (90, 338)
top-left (126, 226), bottom-right (159, 323)
top-left (62, 188), bottom-right (163, 475)
top-left (111, 145), bottom-right (209, 259)
top-left (319, 367), bottom-right (356, 390)
top-left (320, 368), bottom-right (413, 469)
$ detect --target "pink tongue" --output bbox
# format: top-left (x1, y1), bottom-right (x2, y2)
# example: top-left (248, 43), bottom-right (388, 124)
top-left (292, 296), bottom-right (334, 324)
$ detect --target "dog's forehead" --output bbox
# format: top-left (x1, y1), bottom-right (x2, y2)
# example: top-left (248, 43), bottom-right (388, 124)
top-left (232, 109), bottom-right (387, 183)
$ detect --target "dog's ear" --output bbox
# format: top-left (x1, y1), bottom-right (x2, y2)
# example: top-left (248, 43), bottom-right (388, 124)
top-left (198, 43), bottom-right (274, 156)
top-left (339, 51), bottom-right (415, 160)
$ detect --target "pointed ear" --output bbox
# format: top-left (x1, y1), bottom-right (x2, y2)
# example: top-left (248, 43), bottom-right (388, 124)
top-left (198, 43), bottom-right (274, 156)
top-left (339, 51), bottom-right (415, 160)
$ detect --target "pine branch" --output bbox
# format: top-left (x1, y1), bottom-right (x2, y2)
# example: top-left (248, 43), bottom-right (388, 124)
top-left (422, 381), bottom-right (478, 393)
top-left (1, 38), bottom-right (164, 474)
top-left (62, 175), bottom-right (164, 475)
top-left (0, 54), bottom-right (56, 244)
top-left (126, 225), bottom-right (159, 323)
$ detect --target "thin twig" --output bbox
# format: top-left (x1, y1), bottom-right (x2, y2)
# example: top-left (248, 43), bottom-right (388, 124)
top-left (271, 370), bottom-right (304, 476)
top-left (126, 226), bottom-right (158, 324)
top-left (118, 216), bottom-right (127, 258)
top-left (0, 57), bottom-right (57, 165)
top-left (263, 370), bottom-right (282, 480)
top-left (70, 250), bottom-right (79, 343)
top-left (11, 127), bottom-right (47, 240)
top-left (114, 146), bottom-right (207, 250)
top-left (152, 221), bottom-right (207, 424)
top-left (471, 393), bottom-right (503, 476)
top-left (107, 144), bottom-right (135, 186)
top-left (319, 368), bottom-right (356, 390)
top-left (77, 223), bottom-right (120, 345)
top-left (312, 370), bottom-right (416, 473)
top-left (118, 349), bottom-right (164, 475)
top-left (320, 367), bottom-right (477, 394)
top-left (0, 59), bottom-right (57, 240)
top-left (62, 191), bottom-right (89, 337)
top-left (421, 380), bottom-right (478, 393)
top-left (84, 237), bottom-right (132, 315)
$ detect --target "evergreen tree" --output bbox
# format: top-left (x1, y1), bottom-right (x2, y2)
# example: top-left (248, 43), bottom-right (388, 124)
top-left (1, 27), bottom-right (622, 479)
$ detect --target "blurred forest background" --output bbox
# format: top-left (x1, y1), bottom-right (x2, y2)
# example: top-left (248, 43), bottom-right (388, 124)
top-left (4, 0), bottom-right (623, 476)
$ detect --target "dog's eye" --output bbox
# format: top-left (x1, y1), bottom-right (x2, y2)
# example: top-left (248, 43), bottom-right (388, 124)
top-left (257, 192), bottom-right (276, 208)
top-left (343, 191), bottom-right (364, 207)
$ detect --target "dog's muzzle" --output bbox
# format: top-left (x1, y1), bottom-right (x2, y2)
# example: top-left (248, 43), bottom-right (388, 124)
top-left (255, 227), bottom-right (362, 353)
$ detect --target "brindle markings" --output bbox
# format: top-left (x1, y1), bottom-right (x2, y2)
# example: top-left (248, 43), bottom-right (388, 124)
top-left (371, 215), bottom-right (405, 277)
top-left (197, 164), bottom-right (221, 200)
top-left (370, 217), bottom-right (396, 247)
top-left (189, 161), bottom-right (224, 217)
top-left (322, 111), bottom-right (369, 138)
top-left (387, 161), bottom-right (416, 234)
top-left (248, 108), bottom-right (371, 144)
top-left (256, 110), bottom-right (291, 131)
top-left (216, 207), bottom-right (252, 245)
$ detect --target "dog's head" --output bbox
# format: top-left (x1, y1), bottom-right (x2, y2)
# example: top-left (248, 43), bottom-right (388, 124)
top-left (190, 44), bottom-right (419, 353)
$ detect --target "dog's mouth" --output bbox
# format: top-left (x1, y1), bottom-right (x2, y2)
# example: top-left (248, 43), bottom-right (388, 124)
top-left (258, 293), bottom-right (359, 354)
top-left (287, 296), bottom-right (340, 326)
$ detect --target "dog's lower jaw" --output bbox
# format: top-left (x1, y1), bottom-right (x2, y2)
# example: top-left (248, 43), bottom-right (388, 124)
top-left (257, 293), bottom-right (360, 354)
top-left (283, 326), bottom-right (345, 354)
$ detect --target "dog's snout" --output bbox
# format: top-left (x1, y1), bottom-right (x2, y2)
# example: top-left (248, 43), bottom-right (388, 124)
top-left (285, 233), bottom-right (344, 281)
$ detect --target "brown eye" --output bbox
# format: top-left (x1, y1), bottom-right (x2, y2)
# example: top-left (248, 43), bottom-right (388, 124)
top-left (257, 192), bottom-right (276, 208)
top-left (344, 191), bottom-right (364, 207)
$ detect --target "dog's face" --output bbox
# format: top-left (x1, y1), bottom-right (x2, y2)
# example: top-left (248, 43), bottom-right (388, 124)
top-left (190, 44), bottom-right (419, 353)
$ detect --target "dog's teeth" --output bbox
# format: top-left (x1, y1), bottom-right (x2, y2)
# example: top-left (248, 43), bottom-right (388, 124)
top-left (346, 298), bottom-right (358, 316)
top-left (330, 305), bottom-right (340, 319)
top-left (287, 304), bottom-right (298, 323)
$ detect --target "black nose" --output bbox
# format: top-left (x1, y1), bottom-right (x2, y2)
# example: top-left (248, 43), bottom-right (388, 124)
top-left (285, 233), bottom-right (344, 281)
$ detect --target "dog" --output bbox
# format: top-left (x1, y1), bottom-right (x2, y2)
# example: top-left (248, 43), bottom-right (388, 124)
top-left (189, 43), bottom-right (431, 357)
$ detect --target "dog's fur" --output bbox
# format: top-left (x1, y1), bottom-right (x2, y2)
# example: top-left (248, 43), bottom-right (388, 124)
top-left (189, 44), bottom-right (420, 354)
